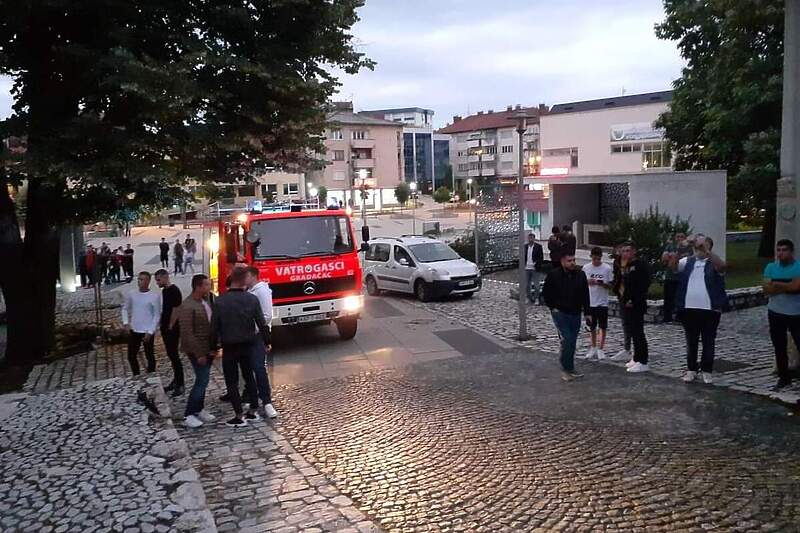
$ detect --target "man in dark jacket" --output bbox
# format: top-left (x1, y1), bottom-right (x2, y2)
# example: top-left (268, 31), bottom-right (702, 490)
top-left (159, 237), bottom-right (170, 268)
top-left (547, 226), bottom-right (563, 263)
top-left (211, 266), bottom-right (270, 427)
top-left (611, 242), bottom-right (651, 373)
top-left (559, 225), bottom-right (577, 256)
top-left (543, 252), bottom-right (591, 381)
top-left (524, 233), bottom-right (545, 304)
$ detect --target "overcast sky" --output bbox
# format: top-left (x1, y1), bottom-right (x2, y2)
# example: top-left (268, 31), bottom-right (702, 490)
top-left (0, 0), bottom-right (684, 129)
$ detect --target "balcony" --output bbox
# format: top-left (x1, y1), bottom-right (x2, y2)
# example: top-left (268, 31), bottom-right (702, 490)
top-left (353, 158), bottom-right (374, 169)
top-left (351, 138), bottom-right (375, 149)
top-left (468, 154), bottom-right (495, 163)
top-left (467, 168), bottom-right (496, 177)
top-left (481, 168), bottom-right (496, 177)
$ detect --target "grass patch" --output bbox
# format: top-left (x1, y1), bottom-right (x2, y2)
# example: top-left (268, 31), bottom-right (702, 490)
top-left (725, 240), bottom-right (770, 290)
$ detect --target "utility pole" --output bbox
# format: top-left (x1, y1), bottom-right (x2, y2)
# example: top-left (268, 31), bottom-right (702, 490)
top-left (473, 138), bottom-right (483, 266)
top-left (511, 110), bottom-right (532, 341)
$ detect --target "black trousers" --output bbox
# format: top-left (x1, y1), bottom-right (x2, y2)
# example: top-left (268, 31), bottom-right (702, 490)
top-left (681, 308), bottom-right (721, 373)
top-left (127, 332), bottom-right (156, 375)
top-left (221, 342), bottom-right (259, 415)
top-left (622, 306), bottom-right (648, 364)
top-left (663, 279), bottom-right (679, 321)
top-left (174, 257), bottom-right (184, 274)
top-left (161, 327), bottom-right (184, 387)
top-left (768, 310), bottom-right (800, 381)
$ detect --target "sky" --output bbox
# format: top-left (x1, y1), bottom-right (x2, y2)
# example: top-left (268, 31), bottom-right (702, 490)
top-left (0, 0), bottom-right (685, 129)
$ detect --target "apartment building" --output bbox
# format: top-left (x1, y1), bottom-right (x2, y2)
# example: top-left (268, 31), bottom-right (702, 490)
top-left (308, 102), bottom-right (405, 209)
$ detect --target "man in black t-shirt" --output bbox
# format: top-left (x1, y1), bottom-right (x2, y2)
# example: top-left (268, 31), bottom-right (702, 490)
top-left (159, 237), bottom-right (170, 268)
top-left (123, 244), bottom-right (135, 281)
top-left (155, 269), bottom-right (184, 397)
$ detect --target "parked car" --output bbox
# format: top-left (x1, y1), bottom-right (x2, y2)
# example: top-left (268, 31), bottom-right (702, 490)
top-left (363, 236), bottom-right (482, 301)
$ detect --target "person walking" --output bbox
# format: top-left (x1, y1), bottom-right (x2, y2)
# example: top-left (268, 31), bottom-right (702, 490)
top-left (159, 237), bottom-right (170, 268)
top-left (559, 224), bottom-right (577, 256)
top-left (98, 243), bottom-right (110, 285)
top-left (178, 274), bottom-right (217, 428)
top-left (524, 233), bottom-right (545, 305)
top-left (155, 269), bottom-right (185, 397)
top-left (671, 235), bottom-right (727, 384)
top-left (211, 266), bottom-right (270, 427)
top-left (763, 239), bottom-right (800, 390)
top-left (582, 247), bottom-right (614, 360)
top-left (244, 266), bottom-right (278, 418)
top-left (122, 272), bottom-right (161, 375)
top-left (173, 239), bottom-right (184, 275)
top-left (184, 233), bottom-right (196, 254)
top-left (610, 242), bottom-right (651, 373)
top-left (662, 232), bottom-right (692, 322)
top-left (547, 226), bottom-right (563, 264)
top-left (184, 246), bottom-right (195, 275)
top-left (543, 252), bottom-right (591, 382)
top-left (85, 245), bottom-right (97, 287)
top-left (108, 249), bottom-right (121, 283)
top-left (123, 244), bottom-right (135, 282)
top-left (78, 248), bottom-right (89, 288)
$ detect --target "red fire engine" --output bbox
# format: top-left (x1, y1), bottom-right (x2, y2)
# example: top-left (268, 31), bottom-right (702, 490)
top-left (205, 204), bottom-right (365, 339)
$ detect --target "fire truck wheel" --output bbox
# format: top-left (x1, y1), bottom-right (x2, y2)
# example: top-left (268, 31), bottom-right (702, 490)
top-left (336, 317), bottom-right (358, 340)
top-left (365, 276), bottom-right (380, 296)
top-left (415, 279), bottom-right (432, 302)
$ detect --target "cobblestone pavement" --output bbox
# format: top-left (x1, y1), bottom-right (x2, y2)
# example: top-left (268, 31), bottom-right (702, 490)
top-left (0, 377), bottom-right (215, 533)
top-left (275, 353), bottom-right (800, 532)
top-left (406, 278), bottom-right (800, 405)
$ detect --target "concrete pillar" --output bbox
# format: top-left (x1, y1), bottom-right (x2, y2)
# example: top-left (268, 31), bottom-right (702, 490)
top-left (58, 225), bottom-right (83, 293)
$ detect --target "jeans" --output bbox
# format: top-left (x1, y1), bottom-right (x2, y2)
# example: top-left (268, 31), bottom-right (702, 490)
top-left (681, 308), bottom-right (721, 373)
top-left (551, 310), bottom-right (581, 373)
top-left (185, 357), bottom-right (211, 417)
top-left (767, 310), bottom-right (800, 381)
top-left (161, 327), bottom-right (184, 388)
top-left (174, 258), bottom-right (184, 275)
top-left (246, 342), bottom-right (272, 405)
top-left (127, 331), bottom-right (156, 375)
top-left (621, 307), bottom-right (648, 364)
top-left (221, 342), bottom-right (259, 415)
top-left (526, 269), bottom-right (544, 303)
top-left (663, 279), bottom-right (679, 322)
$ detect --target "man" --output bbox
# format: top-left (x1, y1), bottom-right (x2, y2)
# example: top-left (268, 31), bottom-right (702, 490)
top-left (610, 245), bottom-right (632, 361)
top-left (98, 243), bottom-right (109, 285)
top-left (184, 233), bottom-right (196, 254)
top-left (122, 272), bottom-right (161, 375)
top-left (582, 247), bottom-right (614, 360)
top-left (78, 247), bottom-right (88, 288)
top-left (524, 233), bottom-right (545, 305)
top-left (547, 226), bottom-right (563, 264)
top-left (672, 235), bottom-right (727, 384)
top-left (542, 252), bottom-right (591, 382)
top-left (85, 245), bottom-right (96, 287)
top-left (178, 274), bottom-right (217, 428)
top-left (244, 266), bottom-right (278, 418)
top-left (763, 239), bottom-right (800, 390)
top-left (154, 269), bottom-right (184, 397)
top-left (211, 266), bottom-right (270, 427)
top-left (184, 245), bottom-right (196, 275)
top-left (123, 244), bottom-right (135, 281)
top-left (610, 242), bottom-right (651, 373)
top-left (662, 232), bottom-right (692, 322)
top-left (559, 224), bottom-right (577, 256)
top-left (159, 237), bottom-right (170, 268)
top-left (173, 239), bottom-right (184, 275)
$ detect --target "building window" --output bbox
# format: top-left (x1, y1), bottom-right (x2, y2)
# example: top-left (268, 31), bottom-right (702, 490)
top-left (334, 171), bottom-right (345, 181)
top-left (236, 184), bottom-right (257, 197)
top-left (282, 183), bottom-right (299, 195)
top-left (330, 129), bottom-right (343, 140)
top-left (333, 150), bottom-right (345, 161)
top-left (260, 184), bottom-right (278, 197)
top-left (458, 163), bottom-right (470, 171)
top-left (642, 142), bottom-right (672, 169)
top-left (501, 145), bottom-right (514, 154)
top-left (526, 211), bottom-right (541, 229)
top-left (485, 146), bottom-right (497, 154)
top-left (352, 130), bottom-right (367, 140)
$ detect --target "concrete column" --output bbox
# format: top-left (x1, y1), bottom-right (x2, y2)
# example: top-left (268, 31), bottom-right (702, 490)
top-left (58, 225), bottom-right (83, 292)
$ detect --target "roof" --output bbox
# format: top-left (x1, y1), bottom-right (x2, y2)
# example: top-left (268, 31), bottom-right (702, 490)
top-left (370, 235), bottom-right (441, 246)
top-left (549, 91), bottom-right (673, 115)
top-left (328, 110), bottom-right (403, 127)
top-left (361, 107), bottom-right (434, 115)
top-left (437, 106), bottom-right (545, 134)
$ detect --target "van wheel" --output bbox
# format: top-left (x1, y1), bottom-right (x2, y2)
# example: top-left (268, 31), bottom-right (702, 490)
top-left (336, 317), bottom-right (358, 340)
top-left (415, 279), bottom-right (432, 302)
top-left (365, 276), bottom-right (379, 296)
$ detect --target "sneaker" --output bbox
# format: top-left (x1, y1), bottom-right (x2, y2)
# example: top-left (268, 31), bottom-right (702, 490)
top-left (244, 411), bottom-right (260, 422)
top-left (774, 377), bottom-right (792, 390)
top-left (183, 415), bottom-right (203, 428)
top-left (225, 417), bottom-right (247, 427)
top-left (682, 371), bottom-right (697, 383)
top-left (581, 347), bottom-right (597, 360)
top-left (561, 371), bottom-right (584, 382)
top-left (702, 372), bottom-right (713, 384)
top-left (197, 410), bottom-right (216, 423)
top-left (263, 403), bottom-right (278, 419)
top-left (609, 349), bottom-right (631, 362)
top-left (595, 349), bottom-right (606, 360)
top-left (219, 393), bottom-right (231, 402)
top-left (171, 385), bottom-right (185, 398)
top-left (625, 359), bottom-right (637, 368)
top-left (626, 363), bottom-right (649, 373)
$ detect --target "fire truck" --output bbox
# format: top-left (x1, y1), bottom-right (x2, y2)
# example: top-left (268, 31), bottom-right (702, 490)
top-left (205, 203), bottom-right (366, 339)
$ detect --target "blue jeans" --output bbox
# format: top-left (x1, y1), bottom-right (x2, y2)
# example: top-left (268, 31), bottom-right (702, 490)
top-left (185, 357), bottom-right (211, 417)
top-left (247, 342), bottom-right (272, 405)
top-left (526, 269), bottom-right (543, 303)
top-left (551, 310), bottom-right (581, 373)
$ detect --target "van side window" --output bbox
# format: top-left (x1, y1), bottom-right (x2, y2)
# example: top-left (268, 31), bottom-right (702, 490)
top-left (367, 243), bottom-right (390, 262)
top-left (394, 246), bottom-right (415, 266)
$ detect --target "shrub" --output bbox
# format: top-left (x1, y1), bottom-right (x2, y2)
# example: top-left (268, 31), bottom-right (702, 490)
top-left (432, 186), bottom-right (451, 204)
top-left (317, 186), bottom-right (327, 205)
top-left (394, 182), bottom-right (410, 206)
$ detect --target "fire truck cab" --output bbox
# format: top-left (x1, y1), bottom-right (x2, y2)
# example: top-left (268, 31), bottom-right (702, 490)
top-left (206, 205), bottom-right (365, 340)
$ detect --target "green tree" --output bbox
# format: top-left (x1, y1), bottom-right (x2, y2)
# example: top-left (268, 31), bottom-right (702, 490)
top-left (432, 186), bottom-right (451, 204)
top-left (317, 186), bottom-right (328, 206)
top-left (394, 182), bottom-right (410, 206)
top-left (0, 0), bottom-right (371, 364)
top-left (655, 0), bottom-right (783, 256)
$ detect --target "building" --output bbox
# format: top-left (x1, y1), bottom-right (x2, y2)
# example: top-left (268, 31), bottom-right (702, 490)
top-left (308, 102), bottom-right (405, 210)
top-left (361, 107), bottom-right (451, 193)
top-left (187, 171), bottom-right (305, 209)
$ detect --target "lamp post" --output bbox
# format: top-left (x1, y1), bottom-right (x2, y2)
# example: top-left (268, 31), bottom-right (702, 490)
top-left (409, 181), bottom-right (418, 234)
top-left (466, 178), bottom-right (473, 202)
top-left (473, 146), bottom-right (483, 270)
top-left (510, 110), bottom-right (533, 341)
top-left (357, 168), bottom-right (369, 229)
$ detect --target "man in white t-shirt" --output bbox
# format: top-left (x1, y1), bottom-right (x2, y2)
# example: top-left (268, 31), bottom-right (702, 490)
top-left (582, 247), bottom-right (614, 359)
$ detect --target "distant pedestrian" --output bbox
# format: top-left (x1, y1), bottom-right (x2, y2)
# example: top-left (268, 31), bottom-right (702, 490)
top-left (173, 240), bottom-right (184, 275)
top-left (98, 243), bottom-right (110, 284)
top-left (184, 233), bottom-right (196, 254)
top-left (155, 270), bottom-right (184, 397)
top-left (108, 250), bottom-right (121, 283)
top-left (524, 233), bottom-right (545, 305)
top-left (559, 224), bottom-right (577, 256)
top-left (122, 272), bottom-right (161, 375)
top-left (184, 248), bottom-right (195, 275)
top-left (244, 266), bottom-right (277, 419)
top-left (123, 244), bottom-right (135, 281)
top-left (547, 226), bottom-right (563, 264)
top-left (78, 248), bottom-right (89, 288)
top-left (671, 235), bottom-right (727, 384)
top-left (662, 232), bottom-right (692, 322)
top-left (159, 237), bottom-right (170, 268)
top-left (582, 247), bottom-right (614, 360)
top-left (86, 245), bottom-right (97, 287)
top-left (543, 252), bottom-right (591, 382)
top-left (211, 266), bottom-right (269, 427)
top-left (610, 245), bottom-right (632, 360)
top-left (763, 239), bottom-right (800, 390)
top-left (178, 274), bottom-right (217, 428)
top-left (610, 242), bottom-right (651, 373)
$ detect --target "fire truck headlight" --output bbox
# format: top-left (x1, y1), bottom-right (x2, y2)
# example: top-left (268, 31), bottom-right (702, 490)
top-left (345, 206), bottom-right (353, 216)
top-left (343, 295), bottom-right (362, 312)
top-left (208, 234), bottom-right (220, 254)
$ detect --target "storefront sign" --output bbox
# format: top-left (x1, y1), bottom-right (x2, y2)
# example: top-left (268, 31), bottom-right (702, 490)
top-left (609, 122), bottom-right (664, 142)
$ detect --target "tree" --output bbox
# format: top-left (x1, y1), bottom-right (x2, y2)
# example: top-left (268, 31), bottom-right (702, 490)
top-left (655, 0), bottom-right (784, 256)
top-left (317, 186), bottom-right (328, 206)
top-left (0, 0), bottom-right (371, 364)
top-left (433, 186), bottom-right (451, 204)
top-left (394, 182), bottom-right (410, 206)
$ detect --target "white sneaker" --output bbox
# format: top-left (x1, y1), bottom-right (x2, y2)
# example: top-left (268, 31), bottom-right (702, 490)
top-left (184, 415), bottom-right (203, 428)
top-left (264, 403), bottom-right (278, 419)
top-left (582, 347), bottom-right (597, 359)
top-left (596, 348), bottom-right (606, 360)
top-left (702, 372), bottom-right (713, 384)
top-left (626, 363), bottom-right (650, 373)
top-left (625, 359), bottom-right (637, 368)
top-left (197, 410), bottom-right (216, 423)
top-left (682, 371), bottom-right (697, 383)
top-left (609, 349), bottom-right (631, 362)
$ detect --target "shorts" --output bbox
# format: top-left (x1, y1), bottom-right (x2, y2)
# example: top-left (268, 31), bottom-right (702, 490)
top-left (588, 306), bottom-right (608, 331)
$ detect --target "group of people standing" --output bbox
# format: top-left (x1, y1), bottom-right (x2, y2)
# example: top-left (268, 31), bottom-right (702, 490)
top-left (159, 233), bottom-right (197, 275)
top-left (121, 263), bottom-right (278, 428)
top-left (78, 243), bottom-right (135, 288)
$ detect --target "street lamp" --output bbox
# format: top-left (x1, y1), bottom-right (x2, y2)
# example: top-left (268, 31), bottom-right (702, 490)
top-left (466, 178), bottom-right (473, 201)
top-left (509, 110), bottom-right (534, 341)
top-left (357, 169), bottom-right (369, 230)
top-left (473, 146), bottom-right (484, 267)
top-left (309, 187), bottom-right (319, 198)
top-left (409, 181), bottom-right (418, 234)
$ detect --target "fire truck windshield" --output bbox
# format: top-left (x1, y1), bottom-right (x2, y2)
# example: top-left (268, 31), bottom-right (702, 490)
top-left (250, 215), bottom-right (354, 259)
